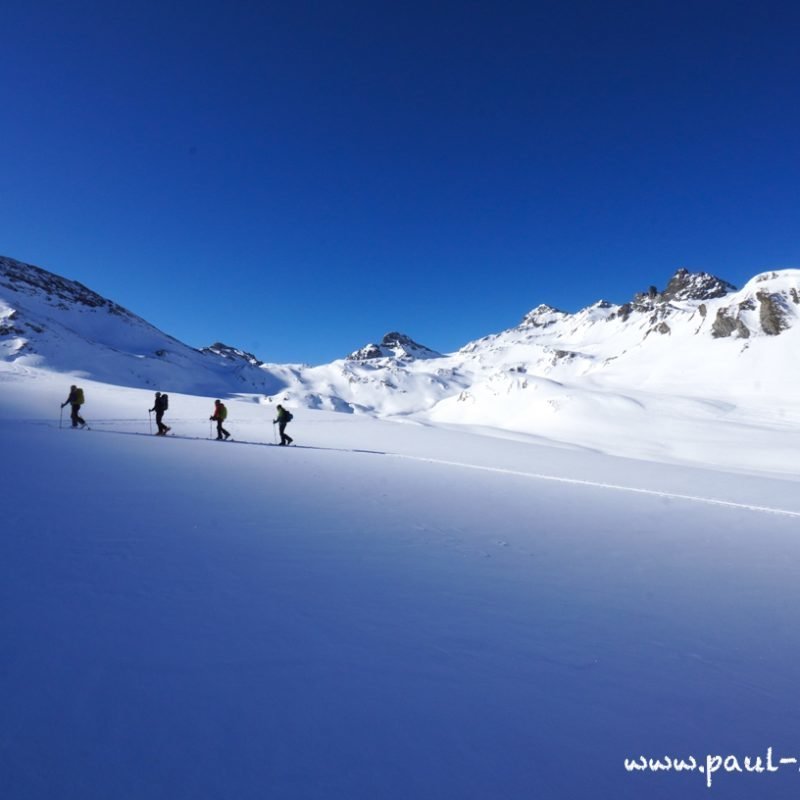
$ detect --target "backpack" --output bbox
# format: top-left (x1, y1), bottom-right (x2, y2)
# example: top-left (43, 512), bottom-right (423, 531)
top-left (161, 393), bottom-right (169, 411)
top-left (285, 410), bottom-right (293, 422)
top-left (74, 387), bottom-right (85, 405)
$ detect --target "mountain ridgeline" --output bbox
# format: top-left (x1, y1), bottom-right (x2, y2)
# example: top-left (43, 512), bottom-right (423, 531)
top-left (2, 254), bottom-right (799, 423)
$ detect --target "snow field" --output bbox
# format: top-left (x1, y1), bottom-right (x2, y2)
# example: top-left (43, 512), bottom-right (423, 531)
top-left (3, 372), bottom-right (800, 799)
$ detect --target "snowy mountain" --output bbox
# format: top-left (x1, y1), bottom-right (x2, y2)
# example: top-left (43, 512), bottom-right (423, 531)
top-left (3, 254), bottom-right (799, 473)
top-left (0, 255), bottom-right (287, 396)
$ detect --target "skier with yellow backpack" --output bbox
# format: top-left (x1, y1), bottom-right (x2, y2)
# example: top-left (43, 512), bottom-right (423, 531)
top-left (210, 400), bottom-right (231, 440)
top-left (61, 385), bottom-right (86, 428)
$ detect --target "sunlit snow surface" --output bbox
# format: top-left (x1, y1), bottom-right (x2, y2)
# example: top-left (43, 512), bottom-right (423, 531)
top-left (3, 369), bottom-right (800, 799)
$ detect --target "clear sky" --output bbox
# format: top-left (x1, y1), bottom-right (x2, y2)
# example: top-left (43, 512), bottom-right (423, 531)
top-left (2, 1), bottom-right (798, 364)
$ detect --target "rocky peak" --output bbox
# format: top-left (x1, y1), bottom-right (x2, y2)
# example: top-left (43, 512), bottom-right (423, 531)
top-left (610, 268), bottom-right (738, 324)
top-left (347, 331), bottom-right (441, 362)
top-left (660, 268), bottom-right (736, 303)
top-left (625, 269), bottom-right (736, 310)
top-left (520, 304), bottom-right (567, 329)
top-left (202, 342), bottom-right (264, 366)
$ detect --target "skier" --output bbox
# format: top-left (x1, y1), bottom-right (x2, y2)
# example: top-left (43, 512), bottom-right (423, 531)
top-left (149, 391), bottom-right (171, 436)
top-left (210, 400), bottom-right (231, 440)
top-left (61, 385), bottom-right (86, 428)
top-left (274, 404), bottom-right (294, 446)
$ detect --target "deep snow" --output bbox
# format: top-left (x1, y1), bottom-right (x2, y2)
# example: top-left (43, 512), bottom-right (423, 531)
top-left (3, 368), bottom-right (800, 799)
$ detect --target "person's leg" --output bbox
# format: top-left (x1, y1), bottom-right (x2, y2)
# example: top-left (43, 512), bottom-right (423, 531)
top-left (216, 420), bottom-right (224, 439)
top-left (71, 404), bottom-right (79, 427)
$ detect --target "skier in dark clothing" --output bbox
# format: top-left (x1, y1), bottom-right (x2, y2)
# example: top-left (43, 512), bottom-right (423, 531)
top-left (149, 391), bottom-right (170, 436)
top-left (61, 385), bottom-right (86, 428)
top-left (274, 404), bottom-right (294, 446)
top-left (210, 400), bottom-right (231, 440)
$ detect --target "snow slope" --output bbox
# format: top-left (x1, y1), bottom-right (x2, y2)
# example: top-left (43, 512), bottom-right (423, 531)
top-left (3, 373), bottom-right (800, 799)
top-left (0, 255), bottom-right (290, 396)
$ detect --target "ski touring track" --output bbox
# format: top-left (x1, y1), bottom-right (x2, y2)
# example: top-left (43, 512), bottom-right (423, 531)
top-left (388, 454), bottom-right (800, 521)
top-left (36, 419), bottom-right (800, 521)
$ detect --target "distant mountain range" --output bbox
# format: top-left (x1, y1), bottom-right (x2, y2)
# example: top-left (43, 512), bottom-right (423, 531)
top-left (2, 254), bottom-right (799, 431)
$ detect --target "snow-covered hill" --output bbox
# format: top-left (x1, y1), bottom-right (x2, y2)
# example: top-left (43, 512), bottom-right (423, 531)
top-left (2, 254), bottom-right (799, 474)
top-left (0, 255), bottom-right (289, 396)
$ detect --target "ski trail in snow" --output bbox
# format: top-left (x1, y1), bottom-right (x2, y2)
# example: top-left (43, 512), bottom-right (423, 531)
top-left (29, 420), bottom-right (388, 454)
top-left (389, 454), bottom-right (800, 519)
top-left (29, 419), bottom-right (799, 519)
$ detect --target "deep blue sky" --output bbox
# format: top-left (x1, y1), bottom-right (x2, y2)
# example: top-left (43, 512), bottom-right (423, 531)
top-left (2, 1), bottom-right (798, 363)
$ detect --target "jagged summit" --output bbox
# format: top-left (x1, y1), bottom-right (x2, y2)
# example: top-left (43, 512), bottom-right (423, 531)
top-left (347, 331), bottom-right (441, 361)
top-left (517, 270), bottom-right (737, 333)
top-left (660, 267), bottom-right (736, 303)
top-left (202, 342), bottom-right (264, 366)
top-left (625, 268), bottom-right (736, 309)
top-left (519, 304), bottom-right (567, 328)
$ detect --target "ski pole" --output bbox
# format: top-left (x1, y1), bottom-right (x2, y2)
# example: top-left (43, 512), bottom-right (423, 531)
top-left (59, 404), bottom-right (63, 429)
top-left (148, 410), bottom-right (152, 435)
top-left (273, 421), bottom-right (277, 445)
top-left (209, 419), bottom-right (212, 439)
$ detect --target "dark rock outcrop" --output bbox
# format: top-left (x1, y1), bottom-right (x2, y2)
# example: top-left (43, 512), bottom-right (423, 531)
top-left (711, 309), bottom-right (750, 339)
top-left (757, 292), bottom-right (790, 336)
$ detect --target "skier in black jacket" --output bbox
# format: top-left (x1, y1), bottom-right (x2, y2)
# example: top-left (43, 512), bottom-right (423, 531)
top-left (149, 392), bottom-right (171, 436)
top-left (274, 404), bottom-right (294, 446)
